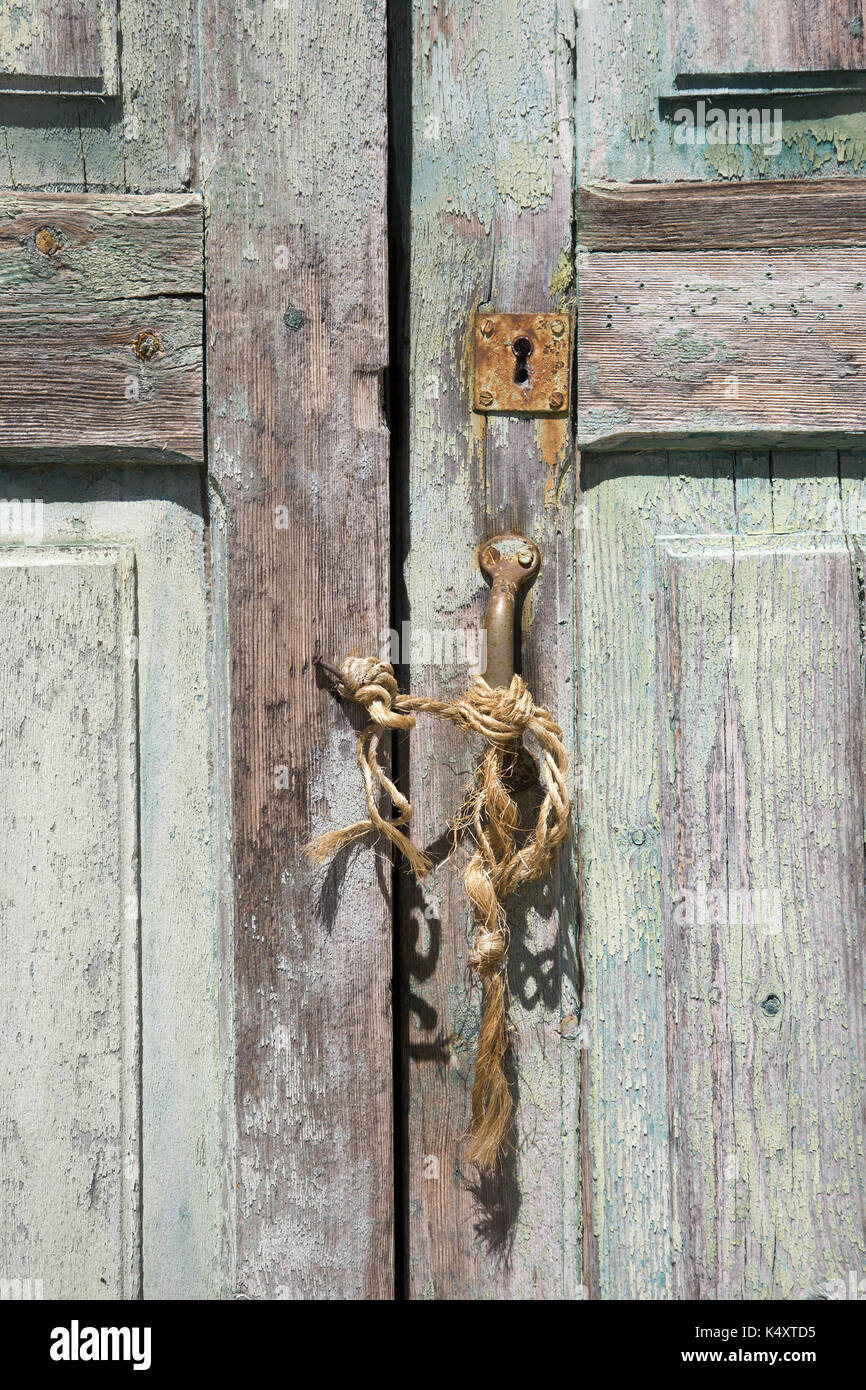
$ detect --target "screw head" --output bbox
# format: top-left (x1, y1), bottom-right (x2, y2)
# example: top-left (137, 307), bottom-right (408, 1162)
top-left (135, 331), bottom-right (161, 361)
top-left (517, 547), bottom-right (534, 568)
top-left (478, 389), bottom-right (494, 407)
top-left (551, 318), bottom-right (565, 337)
top-left (35, 227), bottom-right (59, 257)
top-left (549, 391), bottom-right (565, 410)
top-left (480, 319), bottom-right (494, 338)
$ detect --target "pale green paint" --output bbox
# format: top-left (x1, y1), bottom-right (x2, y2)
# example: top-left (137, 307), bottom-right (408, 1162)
top-left (403, 0), bottom-right (580, 1299)
top-left (0, 467), bottom-right (227, 1298)
top-left (657, 529), bottom-right (866, 1297)
top-left (0, 0), bottom-right (196, 191)
top-left (578, 1), bottom-right (866, 184)
top-left (0, 546), bottom-right (139, 1297)
top-left (580, 452), bottom-right (866, 1297)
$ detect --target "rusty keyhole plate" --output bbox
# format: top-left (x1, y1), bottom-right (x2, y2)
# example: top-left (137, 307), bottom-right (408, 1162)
top-left (473, 311), bottom-right (571, 416)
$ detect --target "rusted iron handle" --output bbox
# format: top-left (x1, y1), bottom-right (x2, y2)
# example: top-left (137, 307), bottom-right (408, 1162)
top-left (477, 535), bottom-right (541, 688)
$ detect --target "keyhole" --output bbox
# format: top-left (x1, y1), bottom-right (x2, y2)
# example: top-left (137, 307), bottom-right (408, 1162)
top-left (512, 336), bottom-right (532, 385)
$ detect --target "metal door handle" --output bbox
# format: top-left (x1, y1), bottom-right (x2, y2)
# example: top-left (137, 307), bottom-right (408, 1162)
top-left (477, 534), bottom-right (541, 687)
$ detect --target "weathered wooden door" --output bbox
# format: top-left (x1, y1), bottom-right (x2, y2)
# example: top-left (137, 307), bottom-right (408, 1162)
top-left (3, 0), bottom-right (866, 1305)
top-left (0, 0), bottom-right (392, 1300)
top-left (396, 0), bottom-right (866, 1301)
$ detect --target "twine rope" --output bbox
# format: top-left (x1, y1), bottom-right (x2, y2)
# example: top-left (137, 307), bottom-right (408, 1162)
top-left (307, 655), bottom-right (570, 1169)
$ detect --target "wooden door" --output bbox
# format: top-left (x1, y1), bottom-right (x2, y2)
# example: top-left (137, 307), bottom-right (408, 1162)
top-left (3, 0), bottom-right (866, 1305)
top-left (396, 0), bottom-right (866, 1300)
top-left (0, 0), bottom-right (393, 1300)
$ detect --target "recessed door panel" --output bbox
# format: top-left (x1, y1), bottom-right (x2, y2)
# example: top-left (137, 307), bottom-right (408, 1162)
top-left (0, 546), bottom-right (139, 1298)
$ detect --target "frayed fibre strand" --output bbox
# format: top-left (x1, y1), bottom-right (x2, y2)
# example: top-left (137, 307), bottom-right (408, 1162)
top-left (307, 655), bottom-right (570, 1169)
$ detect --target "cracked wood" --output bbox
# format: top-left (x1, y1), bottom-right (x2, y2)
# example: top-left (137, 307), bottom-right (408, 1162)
top-left (0, 192), bottom-right (203, 462)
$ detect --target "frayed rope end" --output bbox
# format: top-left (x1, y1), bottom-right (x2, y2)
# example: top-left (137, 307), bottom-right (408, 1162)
top-left (306, 818), bottom-right (432, 879)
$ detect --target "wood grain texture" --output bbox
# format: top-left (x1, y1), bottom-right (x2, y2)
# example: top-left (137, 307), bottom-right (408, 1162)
top-left (577, 247), bottom-right (866, 450)
top-left (393, 0), bottom-right (580, 1299)
top-left (0, 192), bottom-right (203, 462)
top-left (0, 0), bottom-right (227, 1299)
top-left (579, 179), bottom-right (866, 252)
top-left (200, 0), bottom-right (394, 1298)
top-left (668, 0), bottom-right (865, 80)
top-left (577, 2), bottom-right (866, 185)
top-left (1, 0), bottom-right (197, 192)
top-left (657, 530), bottom-right (866, 1299)
top-left (0, 470), bottom-right (227, 1299)
top-left (0, 546), bottom-right (140, 1299)
top-left (0, 0), bottom-right (117, 96)
top-left (578, 450), bottom-right (866, 1299)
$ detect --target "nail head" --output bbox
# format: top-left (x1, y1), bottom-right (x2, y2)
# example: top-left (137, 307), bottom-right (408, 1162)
top-left (35, 227), bottom-right (59, 257)
top-left (135, 331), bottom-right (161, 361)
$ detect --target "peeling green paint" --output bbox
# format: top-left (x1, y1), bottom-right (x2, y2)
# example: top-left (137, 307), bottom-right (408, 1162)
top-left (550, 247), bottom-right (575, 307)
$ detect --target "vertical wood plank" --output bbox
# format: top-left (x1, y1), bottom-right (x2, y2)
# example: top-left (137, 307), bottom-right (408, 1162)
top-left (200, 0), bottom-right (393, 1298)
top-left (578, 452), bottom-right (724, 1299)
top-left (580, 450), bottom-right (866, 1298)
top-left (394, 0), bottom-right (579, 1299)
top-left (657, 532), bottom-right (866, 1298)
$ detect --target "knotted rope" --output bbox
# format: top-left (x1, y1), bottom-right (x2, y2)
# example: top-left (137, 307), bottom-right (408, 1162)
top-left (307, 655), bottom-right (570, 1169)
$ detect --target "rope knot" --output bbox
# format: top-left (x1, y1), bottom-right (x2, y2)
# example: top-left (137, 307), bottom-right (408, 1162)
top-left (485, 677), bottom-right (535, 731)
top-left (339, 655), bottom-right (398, 707)
top-left (469, 931), bottom-right (505, 972)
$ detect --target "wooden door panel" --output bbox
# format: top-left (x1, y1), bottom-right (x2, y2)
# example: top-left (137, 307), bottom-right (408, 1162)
top-left (577, 180), bottom-right (866, 452)
top-left (667, 0), bottom-right (864, 83)
top-left (0, 0), bottom-right (196, 193)
top-left (658, 531), bottom-right (866, 1298)
top-left (578, 246), bottom-right (866, 450)
top-left (0, 470), bottom-right (226, 1298)
top-left (579, 4), bottom-right (866, 185)
top-left (0, 193), bottom-right (203, 463)
top-left (0, 0), bottom-right (395, 1300)
top-left (579, 451), bottom-right (866, 1298)
top-left (0, 545), bottom-right (139, 1299)
top-left (0, 0), bottom-right (118, 97)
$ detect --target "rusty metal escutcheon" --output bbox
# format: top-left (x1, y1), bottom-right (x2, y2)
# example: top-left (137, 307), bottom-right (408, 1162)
top-left (473, 311), bottom-right (571, 415)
